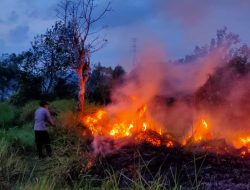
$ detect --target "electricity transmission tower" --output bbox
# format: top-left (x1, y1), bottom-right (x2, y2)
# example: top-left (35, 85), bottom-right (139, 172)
top-left (132, 38), bottom-right (137, 66)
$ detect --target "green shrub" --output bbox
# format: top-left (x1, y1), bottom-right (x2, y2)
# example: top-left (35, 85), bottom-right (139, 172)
top-left (49, 99), bottom-right (80, 131)
top-left (19, 100), bottom-right (39, 124)
top-left (6, 124), bottom-right (35, 151)
top-left (18, 99), bottom-right (76, 125)
top-left (50, 99), bottom-right (77, 113)
top-left (0, 125), bottom-right (35, 151)
top-left (0, 102), bottom-right (15, 128)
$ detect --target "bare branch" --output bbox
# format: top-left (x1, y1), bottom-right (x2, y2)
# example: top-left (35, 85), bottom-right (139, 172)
top-left (56, 0), bottom-right (110, 73)
top-left (88, 25), bottom-right (108, 36)
top-left (89, 38), bottom-right (108, 54)
top-left (56, 0), bottom-right (71, 23)
top-left (90, 1), bottom-right (111, 24)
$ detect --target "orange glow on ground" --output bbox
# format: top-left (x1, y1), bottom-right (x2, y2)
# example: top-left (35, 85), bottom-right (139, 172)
top-left (82, 107), bottom-right (250, 157)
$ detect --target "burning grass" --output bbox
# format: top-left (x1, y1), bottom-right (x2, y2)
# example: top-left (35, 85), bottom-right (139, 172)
top-left (80, 104), bottom-right (250, 158)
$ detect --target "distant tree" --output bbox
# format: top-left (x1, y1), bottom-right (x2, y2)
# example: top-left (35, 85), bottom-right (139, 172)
top-left (86, 63), bottom-right (113, 104)
top-left (31, 22), bottom-right (72, 95)
top-left (180, 27), bottom-right (240, 63)
top-left (10, 71), bottom-right (43, 105)
top-left (194, 28), bottom-right (250, 108)
top-left (56, 0), bottom-right (111, 113)
top-left (112, 65), bottom-right (126, 80)
top-left (86, 64), bottom-right (125, 104)
top-left (54, 75), bottom-right (78, 99)
top-left (0, 54), bottom-right (19, 100)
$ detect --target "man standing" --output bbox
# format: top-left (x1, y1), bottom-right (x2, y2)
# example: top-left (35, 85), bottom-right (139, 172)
top-left (34, 100), bottom-right (55, 158)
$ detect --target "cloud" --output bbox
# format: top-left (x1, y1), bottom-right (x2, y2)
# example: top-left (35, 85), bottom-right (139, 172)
top-left (0, 0), bottom-right (60, 53)
top-left (8, 11), bottom-right (19, 23)
top-left (0, 39), bottom-right (7, 53)
top-left (8, 25), bottom-right (29, 43)
top-left (102, 0), bottom-right (154, 28)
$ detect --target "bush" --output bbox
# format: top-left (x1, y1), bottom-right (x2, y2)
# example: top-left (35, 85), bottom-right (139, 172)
top-left (0, 102), bottom-right (15, 128)
top-left (18, 100), bottom-right (39, 124)
top-left (50, 99), bottom-right (77, 115)
top-left (49, 99), bottom-right (78, 129)
top-left (1, 124), bottom-right (35, 151)
top-left (18, 99), bottom-right (76, 125)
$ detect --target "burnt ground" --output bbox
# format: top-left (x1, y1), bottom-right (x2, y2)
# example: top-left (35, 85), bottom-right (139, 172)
top-left (89, 143), bottom-right (250, 190)
top-left (66, 130), bottom-right (250, 189)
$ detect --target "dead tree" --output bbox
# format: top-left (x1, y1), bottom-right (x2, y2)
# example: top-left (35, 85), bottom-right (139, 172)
top-left (57, 0), bottom-right (110, 114)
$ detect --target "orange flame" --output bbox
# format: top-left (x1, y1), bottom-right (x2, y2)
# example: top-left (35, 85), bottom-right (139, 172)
top-left (82, 104), bottom-right (163, 141)
top-left (82, 106), bottom-right (250, 157)
top-left (240, 137), bottom-right (250, 145)
top-left (80, 101), bottom-right (174, 149)
top-left (193, 119), bottom-right (212, 142)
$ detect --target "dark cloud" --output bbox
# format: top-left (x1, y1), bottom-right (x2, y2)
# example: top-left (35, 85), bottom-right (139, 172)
top-left (8, 25), bottom-right (29, 43)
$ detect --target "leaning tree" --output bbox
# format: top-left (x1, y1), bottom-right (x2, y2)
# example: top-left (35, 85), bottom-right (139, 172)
top-left (57, 0), bottom-right (110, 113)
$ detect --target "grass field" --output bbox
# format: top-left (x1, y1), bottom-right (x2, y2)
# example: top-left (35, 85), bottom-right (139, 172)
top-left (0, 99), bottom-right (203, 190)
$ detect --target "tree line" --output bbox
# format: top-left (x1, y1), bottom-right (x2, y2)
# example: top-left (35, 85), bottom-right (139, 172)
top-left (0, 51), bottom-right (125, 105)
top-left (0, 0), bottom-right (127, 107)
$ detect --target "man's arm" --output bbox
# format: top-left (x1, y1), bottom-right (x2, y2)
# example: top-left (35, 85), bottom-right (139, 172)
top-left (45, 110), bottom-right (55, 127)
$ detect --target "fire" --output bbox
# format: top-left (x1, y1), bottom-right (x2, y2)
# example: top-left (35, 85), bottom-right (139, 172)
top-left (182, 118), bottom-right (212, 145)
top-left (239, 136), bottom-right (250, 156)
top-left (166, 141), bottom-right (174, 148)
top-left (82, 106), bottom-right (250, 157)
top-left (240, 137), bottom-right (250, 145)
top-left (142, 122), bottom-right (147, 131)
top-left (202, 120), bottom-right (208, 128)
top-left (82, 104), bottom-right (164, 141)
top-left (240, 151), bottom-right (247, 158)
top-left (193, 119), bottom-right (212, 142)
top-left (83, 109), bottom-right (107, 135)
top-left (109, 123), bottom-right (134, 137)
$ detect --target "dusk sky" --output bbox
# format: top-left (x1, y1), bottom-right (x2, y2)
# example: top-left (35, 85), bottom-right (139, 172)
top-left (1, 0), bottom-right (250, 69)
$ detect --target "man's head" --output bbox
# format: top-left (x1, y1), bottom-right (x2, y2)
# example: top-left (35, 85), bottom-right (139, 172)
top-left (40, 100), bottom-right (49, 109)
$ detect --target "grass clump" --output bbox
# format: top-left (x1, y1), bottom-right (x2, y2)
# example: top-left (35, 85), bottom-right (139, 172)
top-left (0, 138), bottom-right (27, 189)
top-left (0, 101), bottom-right (15, 128)
top-left (0, 124), bottom-right (35, 151)
top-left (19, 176), bottom-right (56, 190)
top-left (18, 100), bottom-right (39, 124)
top-left (50, 99), bottom-right (77, 113)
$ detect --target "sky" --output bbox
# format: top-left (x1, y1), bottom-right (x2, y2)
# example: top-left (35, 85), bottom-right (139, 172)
top-left (1, 0), bottom-right (250, 69)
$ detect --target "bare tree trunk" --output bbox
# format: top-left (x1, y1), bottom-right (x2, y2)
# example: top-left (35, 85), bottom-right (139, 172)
top-left (77, 64), bottom-right (84, 113)
top-left (77, 71), bottom-right (89, 114)
top-left (77, 51), bottom-right (89, 114)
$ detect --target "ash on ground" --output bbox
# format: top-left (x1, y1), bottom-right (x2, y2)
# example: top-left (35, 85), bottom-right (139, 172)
top-left (89, 138), bottom-right (250, 190)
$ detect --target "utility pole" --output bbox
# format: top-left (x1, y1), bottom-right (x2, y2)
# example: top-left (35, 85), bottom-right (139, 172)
top-left (132, 37), bottom-right (137, 66)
